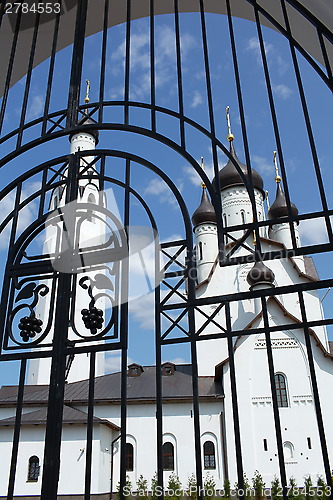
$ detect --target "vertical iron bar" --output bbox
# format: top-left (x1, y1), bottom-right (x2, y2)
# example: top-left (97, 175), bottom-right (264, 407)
top-left (225, 0), bottom-right (262, 256)
top-left (252, 0), bottom-right (298, 249)
top-left (38, 166), bottom-right (48, 219)
top-left (40, 153), bottom-right (78, 499)
top-left (42, 8), bottom-right (61, 136)
top-left (16, 12), bottom-right (40, 149)
top-left (150, 0), bottom-right (156, 133)
top-left (298, 291), bottom-right (332, 486)
top-left (124, 0), bottom-right (131, 125)
top-left (84, 351), bottom-right (96, 499)
top-left (187, 249), bottom-right (203, 499)
top-left (155, 257), bottom-right (163, 490)
top-left (6, 359), bottom-right (27, 500)
top-left (174, 0), bottom-right (186, 149)
top-left (98, 0), bottom-right (109, 124)
top-left (66, 0), bottom-right (88, 129)
top-left (198, 0), bottom-right (224, 260)
top-left (225, 302), bottom-right (244, 494)
top-left (0, 9), bottom-right (21, 135)
top-left (261, 296), bottom-right (287, 500)
top-left (119, 158), bottom-right (130, 499)
top-left (280, 0), bottom-right (333, 246)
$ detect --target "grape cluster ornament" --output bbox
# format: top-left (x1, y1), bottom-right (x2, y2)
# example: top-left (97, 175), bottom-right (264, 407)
top-left (81, 307), bottom-right (104, 335)
top-left (18, 315), bottom-right (43, 342)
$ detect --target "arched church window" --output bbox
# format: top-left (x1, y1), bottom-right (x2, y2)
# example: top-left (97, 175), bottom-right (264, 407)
top-left (27, 455), bottom-right (40, 482)
top-left (240, 210), bottom-right (246, 226)
top-left (283, 441), bottom-right (294, 460)
top-left (275, 373), bottom-right (289, 407)
top-left (162, 442), bottom-right (174, 470)
top-left (203, 440), bottom-right (216, 469)
top-left (88, 193), bottom-right (96, 204)
top-left (125, 443), bottom-right (134, 471)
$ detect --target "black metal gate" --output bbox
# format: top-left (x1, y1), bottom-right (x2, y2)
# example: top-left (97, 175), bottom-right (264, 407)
top-left (0, 1), bottom-right (333, 499)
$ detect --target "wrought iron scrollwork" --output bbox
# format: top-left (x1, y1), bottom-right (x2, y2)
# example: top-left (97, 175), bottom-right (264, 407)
top-left (9, 281), bottom-right (50, 345)
top-left (78, 273), bottom-right (115, 338)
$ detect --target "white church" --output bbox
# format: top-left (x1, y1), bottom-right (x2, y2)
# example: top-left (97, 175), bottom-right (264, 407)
top-left (0, 112), bottom-right (332, 499)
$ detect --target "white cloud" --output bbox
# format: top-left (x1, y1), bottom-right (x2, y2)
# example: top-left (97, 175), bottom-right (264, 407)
top-left (246, 37), bottom-right (273, 65)
top-left (105, 351), bottom-right (133, 373)
top-left (272, 83), bottom-right (293, 100)
top-left (27, 95), bottom-right (44, 120)
top-left (252, 154), bottom-right (274, 175)
top-left (129, 292), bottom-right (156, 330)
top-left (190, 90), bottom-right (203, 108)
top-left (183, 162), bottom-right (215, 187)
top-left (144, 178), bottom-right (183, 208)
top-left (299, 217), bottom-right (333, 245)
top-left (109, 24), bottom-right (197, 100)
top-left (246, 37), bottom-right (289, 76)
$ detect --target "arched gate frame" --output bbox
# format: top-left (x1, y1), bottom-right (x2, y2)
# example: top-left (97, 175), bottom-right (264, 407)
top-left (0, 1), bottom-right (333, 499)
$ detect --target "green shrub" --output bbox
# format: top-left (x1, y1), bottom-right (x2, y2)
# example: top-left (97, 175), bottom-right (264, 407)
top-left (186, 473), bottom-right (197, 500)
top-left (288, 477), bottom-right (302, 500)
top-left (166, 472), bottom-right (182, 500)
top-left (252, 470), bottom-right (265, 500)
top-left (136, 475), bottom-right (148, 500)
top-left (204, 472), bottom-right (216, 500)
top-left (116, 475), bottom-right (132, 500)
top-left (223, 478), bottom-right (231, 499)
top-left (271, 476), bottom-right (281, 500)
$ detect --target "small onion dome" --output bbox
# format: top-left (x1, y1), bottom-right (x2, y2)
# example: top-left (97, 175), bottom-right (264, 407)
top-left (268, 182), bottom-right (298, 221)
top-left (69, 112), bottom-right (99, 144)
top-left (247, 261), bottom-right (275, 288)
top-left (192, 187), bottom-right (217, 227)
top-left (213, 142), bottom-right (264, 197)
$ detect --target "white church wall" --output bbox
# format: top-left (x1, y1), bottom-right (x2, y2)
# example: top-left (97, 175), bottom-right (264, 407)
top-left (221, 312), bottom-right (333, 486)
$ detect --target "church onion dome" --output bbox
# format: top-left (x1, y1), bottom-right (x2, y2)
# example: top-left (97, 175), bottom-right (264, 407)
top-left (213, 142), bottom-right (264, 197)
top-left (268, 182), bottom-right (298, 221)
top-left (247, 261), bottom-right (275, 288)
top-left (69, 112), bottom-right (99, 144)
top-left (192, 187), bottom-right (217, 227)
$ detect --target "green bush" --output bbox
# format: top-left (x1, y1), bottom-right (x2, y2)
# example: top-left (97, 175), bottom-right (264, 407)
top-left (288, 477), bottom-right (302, 500)
top-left (136, 475), bottom-right (148, 500)
top-left (151, 472), bottom-right (159, 500)
top-left (271, 476), bottom-right (281, 500)
top-left (252, 470), bottom-right (265, 500)
top-left (186, 473), bottom-right (197, 500)
top-left (223, 478), bottom-right (231, 499)
top-left (166, 472), bottom-right (182, 500)
top-left (116, 475), bottom-right (132, 500)
top-left (204, 472), bottom-right (216, 500)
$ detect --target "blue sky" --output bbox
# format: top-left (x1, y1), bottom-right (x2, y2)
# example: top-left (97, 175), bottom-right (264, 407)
top-left (0, 12), bottom-right (332, 383)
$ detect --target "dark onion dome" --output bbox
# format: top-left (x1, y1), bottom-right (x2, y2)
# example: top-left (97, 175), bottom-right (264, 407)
top-left (192, 187), bottom-right (217, 227)
top-left (247, 261), bottom-right (275, 288)
top-left (69, 111), bottom-right (99, 144)
top-left (268, 182), bottom-right (298, 221)
top-left (213, 142), bottom-right (264, 197)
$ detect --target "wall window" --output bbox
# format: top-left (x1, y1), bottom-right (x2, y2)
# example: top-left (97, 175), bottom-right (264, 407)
top-left (275, 373), bottom-right (289, 407)
top-left (162, 442), bottom-right (174, 470)
top-left (203, 441), bottom-right (216, 469)
top-left (125, 443), bottom-right (134, 471)
top-left (27, 456), bottom-right (40, 482)
top-left (199, 242), bottom-right (203, 261)
top-left (283, 441), bottom-right (294, 460)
